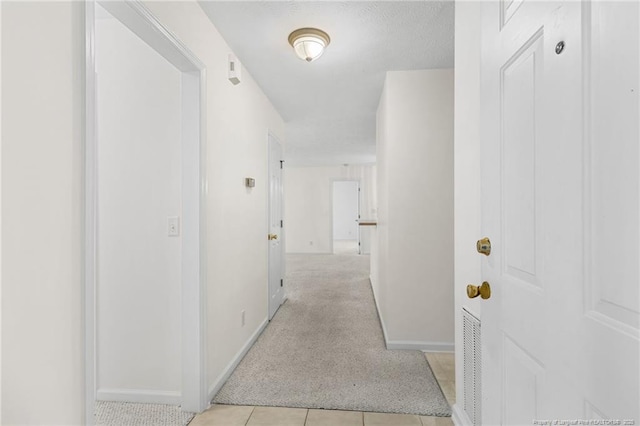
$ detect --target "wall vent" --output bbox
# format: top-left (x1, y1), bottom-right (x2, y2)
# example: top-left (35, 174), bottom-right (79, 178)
top-left (463, 308), bottom-right (481, 425)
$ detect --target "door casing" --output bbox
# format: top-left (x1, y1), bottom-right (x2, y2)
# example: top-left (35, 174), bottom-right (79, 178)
top-left (84, 0), bottom-right (208, 421)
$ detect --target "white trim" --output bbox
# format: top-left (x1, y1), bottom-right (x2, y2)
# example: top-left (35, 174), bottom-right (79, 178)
top-left (85, 0), bottom-right (208, 418)
top-left (98, 1), bottom-right (204, 71)
top-left (369, 278), bottom-right (454, 352)
top-left (421, 349), bottom-right (455, 354)
top-left (97, 389), bottom-right (181, 406)
top-left (452, 402), bottom-right (472, 426)
top-left (207, 318), bottom-right (269, 402)
top-left (369, 277), bottom-right (390, 347)
top-left (84, 2), bottom-right (97, 424)
top-left (286, 252), bottom-right (333, 255)
top-left (0, 1), bottom-right (3, 420)
top-left (386, 341), bottom-right (455, 352)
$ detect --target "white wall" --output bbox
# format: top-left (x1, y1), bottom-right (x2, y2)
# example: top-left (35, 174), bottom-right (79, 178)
top-left (140, 2), bottom-right (285, 400)
top-left (0, 3), bottom-right (3, 420)
top-left (1, 0), bottom-right (284, 421)
top-left (95, 13), bottom-right (182, 402)
top-left (1, 2), bottom-right (85, 424)
top-left (453, 1), bottom-right (483, 420)
top-left (332, 181), bottom-right (359, 240)
top-left (284, 164), bottom-right (376, 254)
top-left (373, 69), bottom-right (454, 350)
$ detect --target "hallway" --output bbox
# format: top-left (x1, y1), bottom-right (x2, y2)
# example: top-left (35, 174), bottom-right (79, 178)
top-left (212, 254), bottom-right (451, 417)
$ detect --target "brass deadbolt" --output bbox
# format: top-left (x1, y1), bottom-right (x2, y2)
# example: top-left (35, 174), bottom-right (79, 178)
top-left (467, 281), bottom-right (491, 299)
top-left (476, 237), bottom-right (491, 256)
top-left (268, 234), bottom-right (278, 240)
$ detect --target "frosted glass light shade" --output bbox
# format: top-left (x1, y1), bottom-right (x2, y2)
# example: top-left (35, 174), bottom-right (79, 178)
top-left (288, 28), bottom-right (331, 62)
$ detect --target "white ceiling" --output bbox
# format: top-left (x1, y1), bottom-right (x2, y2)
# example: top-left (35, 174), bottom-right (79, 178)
top-left (198, 1), bottom-right (454, 165)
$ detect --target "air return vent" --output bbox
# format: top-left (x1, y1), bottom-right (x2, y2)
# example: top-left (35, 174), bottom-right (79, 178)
top-left (463, 308), bottom-right (481, 425)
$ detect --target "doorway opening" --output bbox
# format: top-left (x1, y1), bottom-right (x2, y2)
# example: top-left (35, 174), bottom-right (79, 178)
top-left (332, 180), bottom-right (360, 255)
top-left (85, 1), bottom-right (207, 422)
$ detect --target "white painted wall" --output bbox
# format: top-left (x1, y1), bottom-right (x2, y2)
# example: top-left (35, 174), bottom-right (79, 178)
top-left (95, 12), bottom-right (182, 402)
top-left (1, 2), bottom-right (85, 424)
top-left (0, 3), bottom-right (3, 420)
top-left (453, 1), bottom-right (482, 420)
top-left (1, 0), bottom-right (284, 420)
top-left (284, 164), bottom-right (376, 254)
top-left (373, 69), bottom-right (454, 350)
top-left (140, 2), bottom-right (285, 400)
top-left (332, 181), bottom-right (359, 240)
top-left (372, 86), bottom-right (389, 327)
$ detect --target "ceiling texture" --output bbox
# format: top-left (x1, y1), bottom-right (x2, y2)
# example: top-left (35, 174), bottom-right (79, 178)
top-left (198, 1), bottom-right (454, 166)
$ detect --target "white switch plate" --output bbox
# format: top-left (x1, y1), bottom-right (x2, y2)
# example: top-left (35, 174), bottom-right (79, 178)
top-left (168, 216), bottom-right (180, 236)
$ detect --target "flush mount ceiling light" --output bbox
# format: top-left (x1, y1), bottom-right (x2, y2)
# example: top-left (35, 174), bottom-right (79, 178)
top-left (288, 28), bottom-right (331, 62)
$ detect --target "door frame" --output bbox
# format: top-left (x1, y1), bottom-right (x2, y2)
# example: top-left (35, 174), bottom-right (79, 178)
top-left (330, 178), bottom-right (361, 255)
top-left (84, 0), bottom-right (208, 421)
top-left (267, 131), bottom-right (285, 319)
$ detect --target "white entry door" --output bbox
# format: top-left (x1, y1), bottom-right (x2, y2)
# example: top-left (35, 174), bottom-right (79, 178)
top-left (268, 134), bottom-right (285, 320)
top-left (480, 1), bottom-right (639, 424)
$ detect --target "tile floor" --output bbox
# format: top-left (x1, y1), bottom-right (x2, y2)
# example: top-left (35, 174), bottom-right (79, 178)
top-left (189, 352), bottom-right (455, 426)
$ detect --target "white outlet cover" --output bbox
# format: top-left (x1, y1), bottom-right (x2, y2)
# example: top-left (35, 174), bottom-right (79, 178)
top-left (168, 216), bottom-right (180, 236)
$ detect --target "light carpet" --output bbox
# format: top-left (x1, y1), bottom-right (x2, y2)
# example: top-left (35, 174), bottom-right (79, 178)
top-left (95, 401), bottom-right (194, 426)
top-left (213, 254), bottom-right (452, 417)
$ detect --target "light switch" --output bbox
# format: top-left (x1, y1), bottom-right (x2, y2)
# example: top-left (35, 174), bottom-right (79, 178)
top-left (168, 216), bottom-right (180, 237)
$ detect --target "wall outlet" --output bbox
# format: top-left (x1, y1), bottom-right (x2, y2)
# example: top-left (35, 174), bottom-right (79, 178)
top-left (168, 216), bottom-right (180, 236)
top-left (241, 310), bottom-right (245, 327)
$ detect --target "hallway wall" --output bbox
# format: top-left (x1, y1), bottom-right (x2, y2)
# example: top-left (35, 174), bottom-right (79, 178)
top-left (1, 2), bottom-right (85, 424)
top-left (373, 69), bottom-right (454, 350)
top-left (1, 1), bottom-right (285, 422)
top-left (284, 164), bottom-right (376, 254)
top-left (141, 1), bottom-right (285, 401)
top-left (95, 12), bottom-right (183, 402)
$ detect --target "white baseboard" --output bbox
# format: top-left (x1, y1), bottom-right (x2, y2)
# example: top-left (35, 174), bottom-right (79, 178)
top-left (452, 402), bottom-right (471, 425)
top-left (97, 389), bottom-right (181, 405)
top-left (368, 277), bottom-right (390, 346)
top-left (368, 278), bottom-right (454, 352)
top-left (207, 317), bottom-right (269, 402)
top-left (285, 252), bottom-right (332, 255)
top-left (386, 340), bottom-right (454, 351)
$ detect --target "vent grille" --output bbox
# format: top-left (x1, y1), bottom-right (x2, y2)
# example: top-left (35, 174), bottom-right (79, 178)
top-left (463, 308), bottom-right (481, 425)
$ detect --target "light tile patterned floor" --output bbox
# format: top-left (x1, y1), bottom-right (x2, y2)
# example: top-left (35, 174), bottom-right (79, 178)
top-left (189, 352), bottom-right (455, 426)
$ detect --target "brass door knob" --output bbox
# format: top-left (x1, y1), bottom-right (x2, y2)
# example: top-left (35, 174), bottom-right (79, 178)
top-left (467, 281), bottom-right (491, 299)
top-left (476, 237), bottom-right (491, 256)
top-left (268, 234), bottom-right (278, 240)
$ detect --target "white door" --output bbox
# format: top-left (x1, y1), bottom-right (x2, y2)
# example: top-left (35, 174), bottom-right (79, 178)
top-left (480, 1), bottom-right (639, 424)
top-left (268, 134), bottom-right (285, 320)
top-left (332, 180), bottom-right (361, 254)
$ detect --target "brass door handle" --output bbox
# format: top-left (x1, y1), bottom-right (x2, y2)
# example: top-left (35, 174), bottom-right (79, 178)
top-left (268, 234), bottom-right (278, 240)
top-left (476, 237), bottom-right (491, 256)
top-left (467, 281), bottom-right (491, 299)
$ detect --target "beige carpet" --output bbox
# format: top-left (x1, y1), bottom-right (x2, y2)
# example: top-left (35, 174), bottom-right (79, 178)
top-left (213, 254), bottom-right (452, 417)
